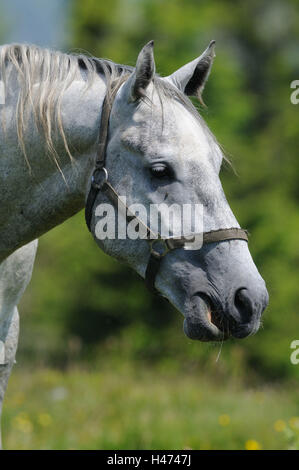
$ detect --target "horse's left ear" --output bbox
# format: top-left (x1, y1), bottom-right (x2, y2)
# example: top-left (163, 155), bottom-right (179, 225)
top-left (130, 40), bottom-right (156, 101)
top-left (165, 40), bottom-right (216, 103)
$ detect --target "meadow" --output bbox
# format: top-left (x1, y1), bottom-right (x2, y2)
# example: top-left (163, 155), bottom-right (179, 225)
top-left (3, 362), bottom-right (299, 450)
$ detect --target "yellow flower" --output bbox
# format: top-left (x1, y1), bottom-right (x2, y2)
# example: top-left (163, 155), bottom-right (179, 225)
top-left (218, 414), bottom-right (230, 426)
top-left (274, 420), bottom-right (286, 432)
top-left (38, 412), bottom-right (53, 427)
top-left (13, 412), bottom-right (33, 433)
top-left (289, 417), bottom-right (299, 430)
top-left (245, 439), bottom-right (262, 450)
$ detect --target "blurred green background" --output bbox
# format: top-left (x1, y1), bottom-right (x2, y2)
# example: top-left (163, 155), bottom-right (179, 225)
top-left (1, 0), bottom-right (299, 450)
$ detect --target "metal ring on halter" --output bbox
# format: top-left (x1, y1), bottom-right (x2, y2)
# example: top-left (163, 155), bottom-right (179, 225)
top-left (149, 239), bottom-right (170, 259)
top-left (91, 167), bottom-right (108, 190)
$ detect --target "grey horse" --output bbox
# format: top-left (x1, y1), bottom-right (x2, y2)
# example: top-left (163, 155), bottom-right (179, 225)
top-left (0, 40), bottom-right (268, 447)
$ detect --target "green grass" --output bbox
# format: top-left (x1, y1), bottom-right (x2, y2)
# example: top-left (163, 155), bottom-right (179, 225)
top-left (2, 362), bottom-right (299, 450)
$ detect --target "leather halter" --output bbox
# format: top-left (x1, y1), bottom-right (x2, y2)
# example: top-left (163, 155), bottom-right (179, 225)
top-left (85, 79), bottom-right (248, 293)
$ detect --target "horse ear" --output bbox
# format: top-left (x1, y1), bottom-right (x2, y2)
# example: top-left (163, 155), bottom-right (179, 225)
top-left (166, 40), bottom-right (216, 103)
top-left (130, 40), bottom-right (155, 101)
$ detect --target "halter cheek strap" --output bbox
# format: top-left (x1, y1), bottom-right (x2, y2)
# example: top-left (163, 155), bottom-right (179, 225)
top-left (85, 79), bottom-right (249, 293)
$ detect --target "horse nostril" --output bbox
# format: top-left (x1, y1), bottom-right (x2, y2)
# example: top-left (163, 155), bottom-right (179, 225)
top-left (234, 288), bottom-right (254, 323)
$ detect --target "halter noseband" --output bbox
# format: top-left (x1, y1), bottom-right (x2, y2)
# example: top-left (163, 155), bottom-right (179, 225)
top-left (85, 79), bottom-right (248, 293)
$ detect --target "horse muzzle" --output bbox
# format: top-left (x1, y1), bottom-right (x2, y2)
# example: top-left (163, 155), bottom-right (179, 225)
top-left (183, 283), bottom-right (269, 342)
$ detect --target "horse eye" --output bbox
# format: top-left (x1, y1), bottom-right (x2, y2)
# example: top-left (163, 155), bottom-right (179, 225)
top-left (150, 164), bottom-right (172, 179)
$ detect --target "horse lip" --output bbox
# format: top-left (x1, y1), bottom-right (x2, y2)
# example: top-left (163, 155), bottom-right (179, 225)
top-left (184, 293), bottom-right (229, 342)
top-left (230, 320), bottom-right (260, 339)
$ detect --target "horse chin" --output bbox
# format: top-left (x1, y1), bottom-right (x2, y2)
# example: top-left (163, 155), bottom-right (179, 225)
top-left (183, 294), bottom-right (229, 342)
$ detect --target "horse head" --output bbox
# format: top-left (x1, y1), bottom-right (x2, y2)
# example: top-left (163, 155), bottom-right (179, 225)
top-left (88, 41), bottom-right (269, 342)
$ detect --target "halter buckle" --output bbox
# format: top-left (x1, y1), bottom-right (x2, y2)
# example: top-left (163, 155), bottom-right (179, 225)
top-left (91, 167), bottom-right (108, 190)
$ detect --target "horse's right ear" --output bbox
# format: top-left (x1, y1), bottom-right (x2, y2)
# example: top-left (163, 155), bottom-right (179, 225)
top-left (165, 40), bottom-right (216, 104)
top-left (129, 40), bottom-right (155, 101)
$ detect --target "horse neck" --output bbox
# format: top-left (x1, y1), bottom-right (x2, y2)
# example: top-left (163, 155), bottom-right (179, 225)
top-left (0, 73), bottom-right (108, 261)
